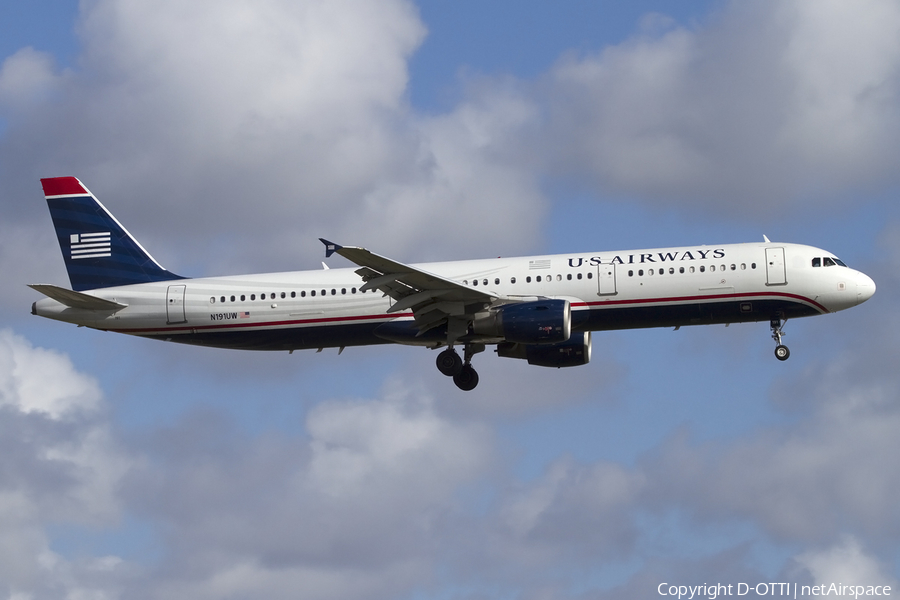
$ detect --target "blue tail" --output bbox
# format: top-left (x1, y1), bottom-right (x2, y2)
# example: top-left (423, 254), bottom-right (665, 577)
top-left (40, 177), bottom-right (186, 291)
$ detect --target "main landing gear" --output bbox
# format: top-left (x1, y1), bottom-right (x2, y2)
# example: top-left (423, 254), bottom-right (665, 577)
top-left (770, 317), bottom-right (790, 361)
top-left (436, 344), bottom-right (484, 391)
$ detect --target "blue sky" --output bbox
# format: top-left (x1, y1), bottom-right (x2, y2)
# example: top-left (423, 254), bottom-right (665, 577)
top-left (1, 0), bottom-right (899, 598)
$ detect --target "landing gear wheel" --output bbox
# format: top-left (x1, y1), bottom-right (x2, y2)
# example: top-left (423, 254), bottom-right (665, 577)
top-left (436, 348), bottom-right (463, 376)
top-left (453, 364), bottom-right (479, 391)
top-left (770, 317), bottom-right (790, 362)
top-left (774, 344), bottom-right (790, 361)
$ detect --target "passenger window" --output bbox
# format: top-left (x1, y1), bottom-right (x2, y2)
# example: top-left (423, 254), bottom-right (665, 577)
top-left (210, 297), bottom-right (216, 304)
top-left (649, 269), bottom-right (654, 276)
top-left (230, 295), bottom-right (236, 302)
top-left (577, 273), bottom-right (583, 280)
top-left (730, 264), bottom-right (736, 271)
top-left (311, 290), bottom-right (316, 297)
top-left (628, 270), bottom-right (634, 277)
top-left (495, 278), bottom-right (500, 285)
top-left (669, 268), bottom-right (675, 274)
top-left (250, 294), bottom-right (256, 300)
top-left (689, 267), bottom-right (695, 273)
top-left (472, 279), bottom-right (477, 286)
top-left (241, 295), bottom-right (246, 301)
top-left (679, 267), bottom-right (684, 274)
top-left (567, 274), bottom-right (572, 280)
top-left (720, 265), bottom-right (726, 271)
top-left (700, 266), bottom-right (706, 273)
top-left (740, 264), bottom-right (746, 270)
top-left (526, 276), bottom-right (532, 283)
top-left (710, 266), bottom-right (715, 272)
top-left (638, 269), bottom-right (644, 276)
top-left (536, 275), bottom-right (542, 282)
top-left (341, 288), bottom-right (346, 295)
top-left (511, 277), bottom-right (516, 284)
top-left (751, 263), bottom-right (757, 269)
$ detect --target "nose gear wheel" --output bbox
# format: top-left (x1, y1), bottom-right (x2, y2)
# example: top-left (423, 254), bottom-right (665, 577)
top-left (770, 318), bottom-right (790, 361)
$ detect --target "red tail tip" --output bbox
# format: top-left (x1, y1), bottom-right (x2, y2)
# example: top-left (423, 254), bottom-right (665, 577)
top-left (41, 177), bottom-right (88, 197)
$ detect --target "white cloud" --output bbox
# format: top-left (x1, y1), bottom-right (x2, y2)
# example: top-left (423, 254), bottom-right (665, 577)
top-left (0, 328), bottom-right (100, 418)
top-left (119, 383), bottom-right (495, 599)
top-left (642, 376), bottom-right (900, 542)
top-left (0, 47), bottom-right (61, 113)
top-left (794, 536), bottom-right (897, 588)
top-left (536, 0), bottom-right (900, 213)
top-left (0, 330), bottom-right (132, 597)
top-left (0, 0), bottom-right (549, 286)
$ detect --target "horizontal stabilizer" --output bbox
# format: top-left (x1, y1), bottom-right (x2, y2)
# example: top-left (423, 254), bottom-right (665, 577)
top-left (28, 284), bottom-right (127, 311)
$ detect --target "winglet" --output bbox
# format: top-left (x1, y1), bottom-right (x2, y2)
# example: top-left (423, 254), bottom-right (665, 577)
top-left (763, 235), bottom-right (771, 243)
top-left (319, 239), bottom-right (342, 258)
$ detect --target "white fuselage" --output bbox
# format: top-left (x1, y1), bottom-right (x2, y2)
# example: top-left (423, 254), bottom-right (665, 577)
top-left (32, 241), bottom-right (875, 352)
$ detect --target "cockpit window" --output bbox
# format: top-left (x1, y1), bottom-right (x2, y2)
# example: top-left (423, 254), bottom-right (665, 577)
top-left (813, 256), bottom-right (848, 267)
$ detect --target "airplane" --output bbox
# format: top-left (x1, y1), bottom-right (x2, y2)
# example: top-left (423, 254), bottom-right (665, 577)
top-left (30, 176), bottom-right (876, 391)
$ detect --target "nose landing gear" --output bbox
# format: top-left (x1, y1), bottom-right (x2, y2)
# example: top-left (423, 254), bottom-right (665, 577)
top-left (771, 318), bottom-right (790, 361)
top-left (435, 344), bottom-right (484, 391)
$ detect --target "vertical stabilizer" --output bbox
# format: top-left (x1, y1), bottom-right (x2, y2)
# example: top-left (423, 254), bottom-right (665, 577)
top-left (40, 177), bottom-right (185, 291)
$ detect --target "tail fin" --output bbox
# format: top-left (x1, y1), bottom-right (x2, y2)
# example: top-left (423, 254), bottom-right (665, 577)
top-left (40, 177), bottom-right (186, 291)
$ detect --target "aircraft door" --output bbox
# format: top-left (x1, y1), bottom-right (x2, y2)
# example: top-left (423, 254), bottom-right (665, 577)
top-left (765, 247), bottom-right (787, 286)
top-left (597, 262), bottom-right (617, 296)
top-left (166, 284), bottom-right (187, 323)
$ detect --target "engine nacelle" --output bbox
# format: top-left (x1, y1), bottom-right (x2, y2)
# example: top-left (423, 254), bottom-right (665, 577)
top-left (473, 299), bottom-right (571, 344)
top-left (496, 331), bottom-right (591, 368)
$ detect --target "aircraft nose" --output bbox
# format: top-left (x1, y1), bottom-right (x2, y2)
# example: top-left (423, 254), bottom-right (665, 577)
top-left (856, 272), bottom-right (876, 305)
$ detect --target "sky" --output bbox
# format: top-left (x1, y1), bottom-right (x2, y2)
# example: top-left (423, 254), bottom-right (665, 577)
top-left (1, 0), bottom-right (900, 598)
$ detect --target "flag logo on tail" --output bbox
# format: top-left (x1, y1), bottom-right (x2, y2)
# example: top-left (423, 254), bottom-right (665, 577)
top-left (70, 232), bottom-right (111, 259)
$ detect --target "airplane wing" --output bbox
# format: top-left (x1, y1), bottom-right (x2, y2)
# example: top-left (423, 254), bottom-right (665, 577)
top-left (320, 239), bottom-right (497, 336)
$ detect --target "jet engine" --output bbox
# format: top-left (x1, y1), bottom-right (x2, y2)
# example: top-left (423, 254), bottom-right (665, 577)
top-left (473, 299), bottom-right (571, 344)
top-left (496, 331), bottom-right (591, 368)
